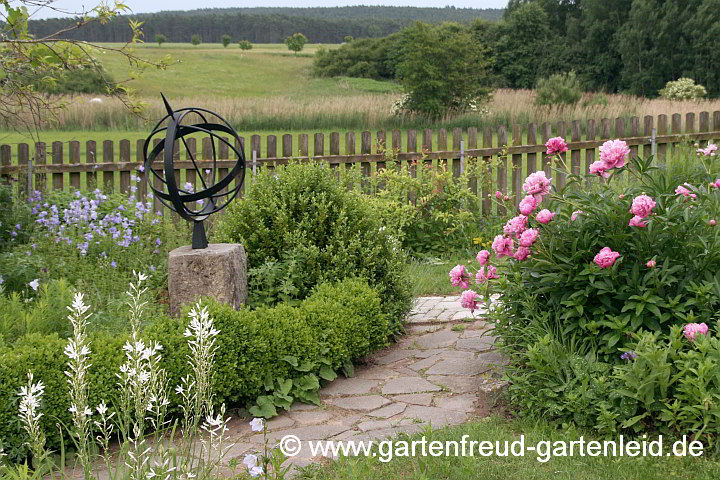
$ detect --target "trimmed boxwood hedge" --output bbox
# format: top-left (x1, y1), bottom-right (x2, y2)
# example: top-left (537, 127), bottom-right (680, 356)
top-left (0, 279), bottom-right (392, 460)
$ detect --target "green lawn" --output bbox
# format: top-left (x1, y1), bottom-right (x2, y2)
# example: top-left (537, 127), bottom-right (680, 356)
top-left (295, 416), bottom-right (720, 480)
top-left (97, 42), bottom-right (401, 99)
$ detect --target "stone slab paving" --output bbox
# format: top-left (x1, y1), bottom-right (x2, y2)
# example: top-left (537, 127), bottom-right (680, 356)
top-left (222, 295), bottom-right (509, 475)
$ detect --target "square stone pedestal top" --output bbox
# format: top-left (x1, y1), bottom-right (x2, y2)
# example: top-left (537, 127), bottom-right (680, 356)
top-left (168, 243), bottom-right (248, 315)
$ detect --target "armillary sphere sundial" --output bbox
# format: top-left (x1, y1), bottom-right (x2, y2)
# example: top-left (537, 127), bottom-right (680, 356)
top-left (143, 94), bottom-right (246, 249)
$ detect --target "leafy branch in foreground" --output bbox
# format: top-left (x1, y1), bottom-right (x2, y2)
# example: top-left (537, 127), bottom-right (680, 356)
top-left (1, 0), bottom-right (172, 134)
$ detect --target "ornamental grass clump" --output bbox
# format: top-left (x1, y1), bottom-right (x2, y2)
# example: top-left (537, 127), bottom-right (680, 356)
top-left (8, 273), bottom-right (234, 480)
top-left (447, 136), bottom-right (720, 440)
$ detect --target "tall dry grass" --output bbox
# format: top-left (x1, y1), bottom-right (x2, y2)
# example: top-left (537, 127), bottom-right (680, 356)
top-left (5, 89), bottom-right (720, 133)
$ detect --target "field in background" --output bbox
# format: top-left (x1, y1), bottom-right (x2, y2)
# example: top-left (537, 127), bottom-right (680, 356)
top-left (3, 43), bottom-right (720, 136)
top-left (97, 42), bottom-right (403, 99)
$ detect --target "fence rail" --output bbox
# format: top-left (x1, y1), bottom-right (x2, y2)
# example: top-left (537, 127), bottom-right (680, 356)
top-left (2, 111), bottom-right (720, 216)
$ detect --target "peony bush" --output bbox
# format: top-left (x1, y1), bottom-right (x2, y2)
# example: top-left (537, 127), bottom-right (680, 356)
top-left (450, 137), bottom-right (720, 441)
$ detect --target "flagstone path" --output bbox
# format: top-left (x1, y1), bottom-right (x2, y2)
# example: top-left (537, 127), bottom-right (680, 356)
top-left (223, 295), bottom-right (508, 473)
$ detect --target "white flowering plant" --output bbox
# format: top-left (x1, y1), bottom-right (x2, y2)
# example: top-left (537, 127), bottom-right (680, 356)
top-left (7, 272), bottom-right (235, 480)
top-left (658, 77), bottom-right (707, 100)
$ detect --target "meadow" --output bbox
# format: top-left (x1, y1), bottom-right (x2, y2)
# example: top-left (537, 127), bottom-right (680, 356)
top-left (3, 42), bottom-right (720, 140)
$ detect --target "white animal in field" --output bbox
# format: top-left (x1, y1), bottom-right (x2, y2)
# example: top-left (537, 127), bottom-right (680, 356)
top-left (89, 98), bottom-right (103, 104)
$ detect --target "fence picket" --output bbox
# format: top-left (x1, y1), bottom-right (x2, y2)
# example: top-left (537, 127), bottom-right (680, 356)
top-left (511, 124), bottom-right (522, 208)
top-left (0, 144), bottom-right (10, 186)
top-left (570, 121), bottom-right (581, 176)
top-left (482, 127), bottom-right (492, 215)
top-left (70, 141), bottom-right (81, 190)
top-left (119, 140), bottom-right (131, 194)
top-left (497, 126), bottom-right (508, 216)
top-left (51, 142), bottom-right (63, 191)
top-left (35, 142), bottom-right (47, 192)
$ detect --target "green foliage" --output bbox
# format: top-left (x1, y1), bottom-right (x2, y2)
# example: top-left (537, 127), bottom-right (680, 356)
top-left (494, 151), bottom-right (720, 441)
top-left (0, 278), bottom-right (390, 459)
top-left (33, 65), bottom-right (114, 95)
top-left (155, 33), bottom-right (167, 46)
top-left (313, 36), bottom-right (402, 80)
top-left (0, 189), bottom-right (183, 331)
top-left (492, 3), bottom-right (552, 89)
top-left (0, 185), bottom-right (33, 250)
top-left (0, 279), bottom-right (74, 344)
top-left (372, 157), bottom-right (489, 255)
top-left (659, 78), bottom-right (708, 100)
top-left (27, 6), bottom-right (505, 45)
top-left (221, 34), bottom-right (231, 47)
top-left (238, 40), bottom-right (252, 50)
top-left (534, 71), bottom-right (583, 106)
top-left (343, 35), bottom-right (353, 43)
top-left (395, 22), bottom-right (493, 117)
top-left (147, 279), bottom-right (390, 417)
top-left (190, 34), bottom-right (201, 46)
top-left (284, 33), bottom-right (308, 54)
top-left (215, 162), bottom-right (412, 328)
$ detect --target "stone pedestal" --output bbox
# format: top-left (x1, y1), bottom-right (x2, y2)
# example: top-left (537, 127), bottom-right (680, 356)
top-left (168, 243), bottom-right (248, 316)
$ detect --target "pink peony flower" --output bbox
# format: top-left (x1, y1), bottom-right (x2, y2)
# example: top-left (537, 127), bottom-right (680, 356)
top-left (571, 210), bottom-right (584, 221)
top-left (518, 195), bottom-right (538, 215)
top-left (675, 184), bottom-right (697, 199)
top-left (504, 215), bottom-right (528, 236)
top-left (449, 264), bottom-right (470, 289)
top-left (514, 246), bottom-right (531, 261)
top-left (545, 137), bottom-right (569, 155)
top-left (460, 289), bottom-right (480, 312)
top-left (518, 228), bottom-right (539, 247)
top-left (710, 219), bottom-right (717, 226)
top-left (599, 139), bottom-right (630, 169)
top-left (630, 195), bottom-right (656, 218)
top-left (697, 144), bottom-right (717, 156)
top-left (536, 209), bottom-right (555, 224)
top-left (629, 215), bottom-right (648, 228)
top-left (522, 171), bottom-right (552, 201)
top-left (594, 247), bottom-right (620, 268)
top-left (683, 323), bottom-right (709, 341)
top-left (475, 269), bottom-right (487, 284)
top-left (476, 249), bottom-right (491, 266)
top-left (589, 160), bottom-right (611, 178)
top-left (495, 191), bottom-right (504, 200)
top-left (492, 235), bottom-right (514, 259)
top-left (711, 179), bottom-right (720, 189)
top-left (486, 264), bottom-right (499, 279)
top-left (646, 259), bottom-right (656, 268)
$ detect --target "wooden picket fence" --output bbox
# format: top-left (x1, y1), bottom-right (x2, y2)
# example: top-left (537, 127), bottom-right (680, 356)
top-left (2, 111), bottom-right (720, 216)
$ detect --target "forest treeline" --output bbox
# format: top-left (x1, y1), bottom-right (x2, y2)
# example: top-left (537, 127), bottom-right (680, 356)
top-left (27, 6), bottom-right (504, 44)
top-left (315, 0), bottom-right (720, 98)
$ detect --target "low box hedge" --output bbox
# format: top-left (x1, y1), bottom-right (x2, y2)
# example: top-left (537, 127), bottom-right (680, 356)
top-left (0, 278), bottom-right (392, 460)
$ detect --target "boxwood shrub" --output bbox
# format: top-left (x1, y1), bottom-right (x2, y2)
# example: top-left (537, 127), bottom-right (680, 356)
top-left (214, 162), bottom-right (412, 332)
top-left (0, 279), bottom-right (391, 460)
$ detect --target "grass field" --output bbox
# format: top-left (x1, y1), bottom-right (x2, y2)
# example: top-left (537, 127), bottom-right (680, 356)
top-left (4, 42), bottom-right (720, 134)
top-left (98, 42), bottom-right (401, 99)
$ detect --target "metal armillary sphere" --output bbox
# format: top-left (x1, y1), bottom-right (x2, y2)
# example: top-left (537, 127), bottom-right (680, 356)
top-left (143, 95), bottom-right (246, 249)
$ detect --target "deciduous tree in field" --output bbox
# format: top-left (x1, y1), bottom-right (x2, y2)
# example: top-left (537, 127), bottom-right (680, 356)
top-left (191, 34), bottom-right (201, 46)
top-left (395, 22), bottom-right (493, 118)
top-left (238, 40), bottom-right (253, 50)
top-left (156, 33), bottom-right (167, 47)
top-left (285, 33), bottom-right (308, 55)
top-left (221, 34), bottom-right (231, 47)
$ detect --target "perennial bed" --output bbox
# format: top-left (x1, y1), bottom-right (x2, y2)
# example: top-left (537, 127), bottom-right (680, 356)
top-left (450, 138), bottom-right (720, 446)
